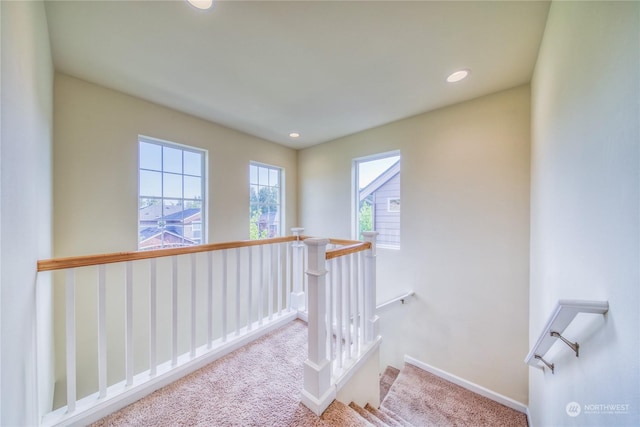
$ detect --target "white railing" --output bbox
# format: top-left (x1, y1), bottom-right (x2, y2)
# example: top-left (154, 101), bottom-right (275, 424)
top-left (37, 236), bottom-right (299, 426)
top-left (37, 230), bottom-right (379, 425)
top-left (301, 231), bottom-right (380, 415)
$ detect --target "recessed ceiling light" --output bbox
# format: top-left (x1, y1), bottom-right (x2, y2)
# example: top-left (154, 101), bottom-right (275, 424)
top-left (289, 132), bottom-right (300, 138)
top-left (187, 0), bottom-right (214, 10)
top-left (446, 69), bottom-right (470, 83)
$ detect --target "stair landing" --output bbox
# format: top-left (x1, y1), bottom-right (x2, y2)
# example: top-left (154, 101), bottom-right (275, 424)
top-left (92, 319), bottom-right (527, 426)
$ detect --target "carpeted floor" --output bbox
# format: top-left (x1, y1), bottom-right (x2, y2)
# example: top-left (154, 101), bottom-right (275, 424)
top-left (94, 320), bottom-right (527, 426)
top-left (92, 320), bottom-right (369, 427)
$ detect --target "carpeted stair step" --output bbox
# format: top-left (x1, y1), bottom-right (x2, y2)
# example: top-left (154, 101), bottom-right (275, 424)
top-left (380, 406), bottom-right (414, 427)
top-left (379, 365), bottom-right (400, 402)
top-left (349, 402), bottom-right (389, 427)
top-left (364, 403), bottom-right (405, 427)
top-left (380, 362), bottom-right (528, 427)
top-left (321, 400), bottom-right (375, 426)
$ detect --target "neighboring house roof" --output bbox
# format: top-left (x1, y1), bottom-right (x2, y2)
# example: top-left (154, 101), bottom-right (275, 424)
top-left (163, 208), bottom-right (201, 222)
top-left (139, 206), bottom-right (201, 248)
top-left (359, 160), bottom-right (400, 201)
top-left (139, 228), bottom-right (197, 248)
top-left (139, 203), bottom-right (184, 221)
top-left (139, 227), bottom-right (163, 240)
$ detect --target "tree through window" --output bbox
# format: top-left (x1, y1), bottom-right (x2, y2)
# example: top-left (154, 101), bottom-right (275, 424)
top-left (250, 162), bottom-right (283, 239)
top-left (354, 152), bottom-right (401, 247)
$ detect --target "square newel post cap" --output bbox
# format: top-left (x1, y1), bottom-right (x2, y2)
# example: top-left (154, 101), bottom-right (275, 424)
top-left (291, 227), bottom-right (305, 235)
top-left (304, 237), bottom-right (330, 247)
top-left (362, 231), bottom-right (378, 255)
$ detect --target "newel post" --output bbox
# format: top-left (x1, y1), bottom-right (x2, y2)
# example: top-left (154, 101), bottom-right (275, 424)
top-left (290, 227), bottom-right (306, 312)
top-left (301, 238), bottom-right (335, 415)
top-left (362, 231), bottom-right (379, 343)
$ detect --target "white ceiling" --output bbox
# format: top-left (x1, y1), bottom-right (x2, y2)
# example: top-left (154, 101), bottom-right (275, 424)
top-left (44, 0), bottom-right (550, 149)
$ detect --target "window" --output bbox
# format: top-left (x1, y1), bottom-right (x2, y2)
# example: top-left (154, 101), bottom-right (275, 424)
top-left (249, 162), bottom-right (283, 239)
top-left (138, 136), bottom-right (206, 250)
top-left (353, 151), bottom-right (401, 248)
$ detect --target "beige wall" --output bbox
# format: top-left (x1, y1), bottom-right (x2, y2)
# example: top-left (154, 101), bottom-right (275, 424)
top-left (1, 0), bottom-right (54, 424)
top-left (54, 73), bottom-right (297, 256)
top-left (53, 74), bottom-right (298, 402)
top-left (530, 1), bottom-right (639, 425)
top-left (299, 85), bottom-right (531, 403)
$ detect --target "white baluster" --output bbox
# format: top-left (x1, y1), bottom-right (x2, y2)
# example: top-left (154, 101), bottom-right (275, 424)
top-left (268, 243), bottom-right (274, 320)
top-left (236, 248), bottom-right (241, 336)
top-left (222, 250), bottom-right (228, 342)
top-left (65, 269), bottom-right (77, 413)
top-left (247, 246), bottom-right (253, 331)
top-left (353, 253), bottom-right (360, 356)
top-left (125, 262), bottom-right (133, 386)
top-left (171, 256), bottom-right (178, 366)
top-left (259, 245), bottom-right (264, 325)
top-left (149, 259), bottom-right (157, 376)
top-left (359, 252), bottom-right (365, 348)
top-left (286, 239), bottom-right (291, 311)
top-left (207, 251), bottom-right (213, 349)
top-left (290, 227), bottom-right (305, 312)
top-left (336, 257), bottom-right (343, 370)
top-left (345, 255), bottom-right (352, 361)
top-left (277, 243), bottom-right (283, 314)
top-left (98, 265), bottom-right (107, 397)
top-left (190, 253), bottom-right (197, 358)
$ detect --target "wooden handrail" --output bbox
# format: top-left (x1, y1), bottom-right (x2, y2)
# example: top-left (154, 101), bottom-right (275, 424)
top-left (303, 237), bottom-right (367, 247)
top-left (37, 235), bottom-right (369, 272)
top-left (37, 235), bottom-right (300, 272)
top-left (327, 237), bottom-right (365, 246)
top-left (326, 241), bottom-right (371, 260)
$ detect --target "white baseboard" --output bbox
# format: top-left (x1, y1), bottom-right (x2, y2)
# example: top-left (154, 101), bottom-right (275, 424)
top-left (404, 355), bottom-right (528, 414)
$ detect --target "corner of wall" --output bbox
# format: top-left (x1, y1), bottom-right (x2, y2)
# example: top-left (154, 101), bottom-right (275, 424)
top-left (1, 0), bottom-right (55, 424)
top-left (336, 347), bottom-right (381, 408)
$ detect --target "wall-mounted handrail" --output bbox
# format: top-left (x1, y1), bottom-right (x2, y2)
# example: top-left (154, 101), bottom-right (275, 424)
top-left (525, 299), bottom-right (609, 373)
top-left (376, 291), bottom-right (415, 311)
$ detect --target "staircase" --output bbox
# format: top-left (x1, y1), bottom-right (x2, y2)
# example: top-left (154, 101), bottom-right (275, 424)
top-left (330, 364), bottom-right (528, 427)
top-left (92, 320), bottom-right (527, 427)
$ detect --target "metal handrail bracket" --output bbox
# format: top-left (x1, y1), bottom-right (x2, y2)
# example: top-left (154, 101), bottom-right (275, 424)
top-left (525, 299), bottom-right (608, 373)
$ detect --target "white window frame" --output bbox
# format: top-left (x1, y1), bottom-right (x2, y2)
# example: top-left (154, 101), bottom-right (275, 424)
top-left (352, 150), bottom-right (401, 248)
top-left (249, 161), bottom-right (284, 239)
top-left (138, 135), bottom-right (207, 250)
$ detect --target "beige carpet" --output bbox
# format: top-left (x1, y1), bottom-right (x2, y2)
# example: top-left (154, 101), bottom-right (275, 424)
top-left (94, 320), bottom-right (527, 426)
top-left (93, 320), bottom-right (369, 427)
top-left (380, 363), bottom-right (528, 427)
top-left (379, 366), bottom-right (400, 402)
